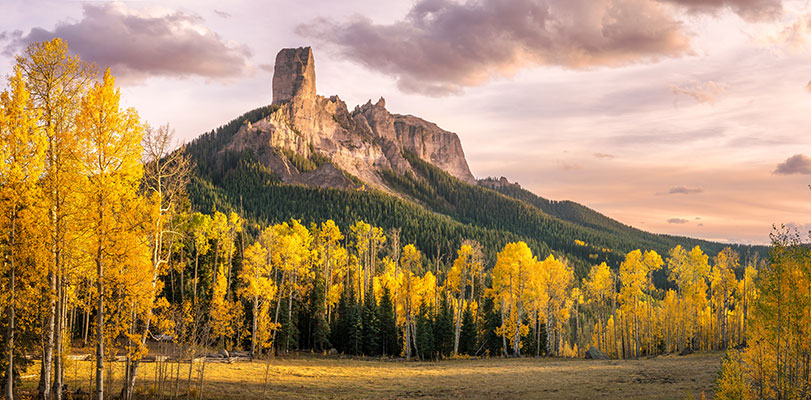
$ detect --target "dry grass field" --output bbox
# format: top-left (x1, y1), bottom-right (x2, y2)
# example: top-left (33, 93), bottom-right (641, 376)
top-left (20, 352), bottom-right (722, 399)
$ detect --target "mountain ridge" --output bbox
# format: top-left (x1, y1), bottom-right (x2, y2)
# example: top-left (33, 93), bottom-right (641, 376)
top-left (182, 46), bottom-right (768, 279)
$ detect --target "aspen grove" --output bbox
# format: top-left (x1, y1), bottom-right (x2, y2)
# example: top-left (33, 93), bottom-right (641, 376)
top-left (0, 39), bottom-right (808, 400)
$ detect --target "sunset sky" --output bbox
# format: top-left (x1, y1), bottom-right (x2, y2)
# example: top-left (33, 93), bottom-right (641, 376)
top-left (2, 0), bottom-right (810, 245)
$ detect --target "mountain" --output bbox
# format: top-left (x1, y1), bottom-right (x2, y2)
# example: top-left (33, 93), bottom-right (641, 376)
top-left (222, 46), bottom-right (475, 193)
top-left (184, 47), bottom-right (766, 282)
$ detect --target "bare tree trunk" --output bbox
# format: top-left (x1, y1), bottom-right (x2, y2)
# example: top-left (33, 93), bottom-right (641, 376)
top-left (193, 250), bottom-right (199, 304)
top-left (82, 308), bottom-right (90, 348)
top-left (40, 270), bottom-right (56, 400)
top-left (286, 285), bottom-right (293, 353)
top-left (197, 356), bottom-right (207, 400)
top-left (5, 216), bottom-right (16, 400)
top-left (251, 296), bottom-right (258, 358)
top-left (95, 236), bottom-right (105, 400)
top-left (271, 272), bottom-right (286, 352)
top-left (453, 296), bottom-right (462, 355)
top-left (186, 347), bottom-right (196, 400)
top-left (500, 302), bottom-right (508, 357)
top-left (53, 272), bottom-right (64, 400)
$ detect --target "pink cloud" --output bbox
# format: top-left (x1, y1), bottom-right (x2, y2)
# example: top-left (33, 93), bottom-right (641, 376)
top-left (299, 0), bottom-right (691, 96)
top-left (5, 3), bottom-right (253, 83)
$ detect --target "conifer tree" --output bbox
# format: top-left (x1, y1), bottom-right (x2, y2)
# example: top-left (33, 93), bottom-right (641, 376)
top-left (361, 288), bottom-right (380, 356)
top-left (309, 275), bottom-right (331, 352)
top-left (416, 299), bottom-right (435, 360)
top-left (435, 294), bottom-right (455, 358)
top-left (345, 287), bottom-right (362, 356)
top-left (459, 306), bottom-right (477, 356)
top-left (378, 287), bottom-right (398, 356)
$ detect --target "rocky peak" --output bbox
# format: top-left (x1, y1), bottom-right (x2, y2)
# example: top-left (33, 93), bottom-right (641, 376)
top-left (230, 47), bottom-right (477, 191)
top-left (272, 47), bottom-right (316, 105)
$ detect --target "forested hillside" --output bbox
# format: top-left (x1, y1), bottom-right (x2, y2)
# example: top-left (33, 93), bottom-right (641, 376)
top-left (184, 106), bottom-right (765, 282)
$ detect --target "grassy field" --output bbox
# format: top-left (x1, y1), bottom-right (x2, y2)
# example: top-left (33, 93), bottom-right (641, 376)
top-left (21, 352), bottom-right (722, 399)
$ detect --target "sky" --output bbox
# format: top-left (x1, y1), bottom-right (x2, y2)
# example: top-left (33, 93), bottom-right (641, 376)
top-left (2, 0), bottom-right (811, 245)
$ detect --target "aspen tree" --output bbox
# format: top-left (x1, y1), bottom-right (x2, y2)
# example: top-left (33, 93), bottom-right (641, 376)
top-left (16, 38), bottom-right (95, 400)
top-left (75, 68), bottom-right (145, 400)
top-left (1, 66), bottom-right (45, 400)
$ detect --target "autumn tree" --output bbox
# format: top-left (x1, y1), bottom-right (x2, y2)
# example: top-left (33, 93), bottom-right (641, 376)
top-left (668, 245), bottom-right (710, 352)
top-left (16, 38), bottom-right (95, 400)
top-left (447, 242), bottom-right (483, 354)
top-left (583, 262), bottom-right (613, 354)
top-left (75, 68), bottom-right (146, 400)
top-left (711, 248), bottom-right (738, 349)
top-left (490, 242), bottom-right (536, 357)
top-left (123, 123), bottom-right (191, 399)
top-left (0, 66), bottom-right (45, 400)
top-left (539, 255), bottom-right (574, 357)
top-left (398, 244), bottom-right (422, 359)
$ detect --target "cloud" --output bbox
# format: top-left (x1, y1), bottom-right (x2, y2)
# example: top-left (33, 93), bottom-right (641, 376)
top-left (608, 126), bottom-right (725, 146)
top-left (670, 81), bottom-right (725, 105)
top-left (659, 0), bottom-right (782, 22)
top-left (806, 81), bottom-right (811, 93)
top-left (214, 9), bottom-right (231, 19)
top-left (593, 153), bottom-right (616, 160)
top-left (560, 161), bottom-right (583, 171)
top-left (4, 3), bottom-right (252, 83)
top-left (298, 0), bottom-right (691, 95)
top-left (668, 218), bottom-right (690, 224)
top-left (774, 154), bottom-right (811, 175)
top-left (668, 186), bottom-right (704, 194)
top-left (761, 14), bottom-right (811, 51)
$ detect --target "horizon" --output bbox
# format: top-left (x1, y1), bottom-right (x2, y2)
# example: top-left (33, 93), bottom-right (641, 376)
top-left (3, 0), bottom-right (811, 245)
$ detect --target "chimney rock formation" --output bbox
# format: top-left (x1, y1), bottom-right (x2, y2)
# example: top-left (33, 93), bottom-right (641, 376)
top-left (272, 47), bottom-right (316, 105)
top-left (228, 47), bottom-right (476, 191)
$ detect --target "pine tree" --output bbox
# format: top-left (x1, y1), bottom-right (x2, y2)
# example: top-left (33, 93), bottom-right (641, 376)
top-left (361, 288), bottom-right (380, 356)
top-left (331, 289), bottom-right (349, 354)
top-left (434, 294), bottom-right (455, 359)
top-left (378, 287), bottom-right (398, 356)
top-left (310, 275), bottom-right (331, 352)
top-left (481, 296), bottom-right (503, 357)
top-left (345, 288), bottom-right (362, 356)
top-left (459, 306), bottom-right (476, 356)
top-left (416, 300), bottom-right (435, 360)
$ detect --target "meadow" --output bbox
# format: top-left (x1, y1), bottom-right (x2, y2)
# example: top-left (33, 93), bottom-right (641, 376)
top-left (20, 352), bottom-right (721, 399)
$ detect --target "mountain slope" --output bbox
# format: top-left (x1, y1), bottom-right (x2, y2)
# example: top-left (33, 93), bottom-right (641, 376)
top-left (182, 46), bottom-right (767, 284)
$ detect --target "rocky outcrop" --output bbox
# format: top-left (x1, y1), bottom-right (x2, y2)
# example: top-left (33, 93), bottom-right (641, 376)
top-left (353, 99), bottom-right (476, 185)
top-left (585, 346), bottom-right (607, 360)
top-left (479, 176), bottom-right (522, 190)
top-left (227, 47), bottom-right (476, 191)
top-left (272, 47), bottom-right (316, 105)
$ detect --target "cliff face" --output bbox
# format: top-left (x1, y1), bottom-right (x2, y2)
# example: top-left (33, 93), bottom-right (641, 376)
top-left (226, 46), bottom-right (476, 190)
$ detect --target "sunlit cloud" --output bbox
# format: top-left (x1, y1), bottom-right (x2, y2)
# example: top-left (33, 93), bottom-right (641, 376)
top-left (774, 154), bottom-right (811, 175)
top-left (214, 9), bottom-right (231, 19)
top-left (594, 153), bottom-right (616, 160)
top-left (660, 0), bottom-right (782, 21)
top-left (3, 2), bottom-right (253, 83)
top-left (670, 81), bottom-right (725, 105)
top-left (669, 186), bottom-right (704, 194)
top-left (298, 0), bottom-right (692, 95)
